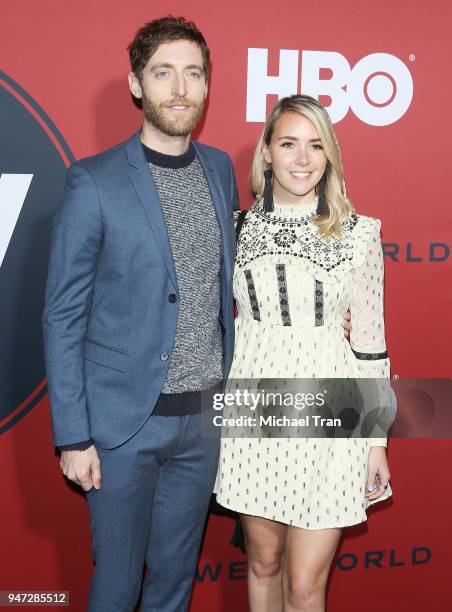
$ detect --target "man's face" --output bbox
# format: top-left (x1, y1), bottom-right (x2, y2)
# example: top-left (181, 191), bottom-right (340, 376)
top-left (129, 39), bottom-right (207, 137)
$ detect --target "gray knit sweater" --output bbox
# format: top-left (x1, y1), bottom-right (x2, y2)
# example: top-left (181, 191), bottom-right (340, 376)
top-left (146, 144), bottom-right (224, 394)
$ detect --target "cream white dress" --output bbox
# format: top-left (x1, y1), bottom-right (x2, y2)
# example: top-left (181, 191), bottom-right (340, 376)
top-left (214, 198), bottom-right (393, 529)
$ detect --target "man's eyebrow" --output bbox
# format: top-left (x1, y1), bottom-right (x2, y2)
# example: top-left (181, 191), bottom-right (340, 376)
top-left (276, 136), bottom-right (322, 142)
top-left (150, 62), bottom-right (174, 70)
top-left (185, 64), bottom-right (204, 72)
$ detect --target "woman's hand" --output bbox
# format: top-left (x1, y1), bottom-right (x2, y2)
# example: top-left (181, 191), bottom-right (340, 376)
top-left (342, 310), bottom-right (351, 339)
top-left (365, 446), bottom-right (390, 500)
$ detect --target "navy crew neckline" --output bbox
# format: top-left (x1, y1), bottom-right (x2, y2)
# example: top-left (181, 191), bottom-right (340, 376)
top-left (141, 142), bottom-right (196, 169)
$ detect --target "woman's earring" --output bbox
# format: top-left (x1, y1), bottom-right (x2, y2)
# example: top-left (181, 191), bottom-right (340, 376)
top-left (263, 168), bottom-right (274, 213)
top-left (316, 172), bottom-right (328, 215)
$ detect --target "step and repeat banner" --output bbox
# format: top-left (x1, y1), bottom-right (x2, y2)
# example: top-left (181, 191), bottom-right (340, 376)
top-left (1, 1), bottom-right (451, 610)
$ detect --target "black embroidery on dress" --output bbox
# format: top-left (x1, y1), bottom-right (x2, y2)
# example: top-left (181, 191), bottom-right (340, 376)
top-left (276, 264), bottom-right (292, 326)
top-left (352, 349), bottom-right (388, 360)
top-left (235, 200), bottom-right (359, 272)
top-left (314, 280), bottom-right (324, 327)
top-left (244, 269), bottom-right (261, 321)
top-left (274, 229), bottom-right (297, 248)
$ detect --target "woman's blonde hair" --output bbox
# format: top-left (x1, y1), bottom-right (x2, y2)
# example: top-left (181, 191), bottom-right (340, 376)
top-left (250, 94), bottom-right (354, 236)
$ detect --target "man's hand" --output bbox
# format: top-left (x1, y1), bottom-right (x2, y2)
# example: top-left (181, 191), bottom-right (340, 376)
top-left (342, 310), bottom-right (351, 339)
top-left (60, 445), bottom-right (101, 491)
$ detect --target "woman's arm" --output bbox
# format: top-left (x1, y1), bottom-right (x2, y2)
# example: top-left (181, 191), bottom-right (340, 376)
top-left (350, 218), bottom-right (390, 447)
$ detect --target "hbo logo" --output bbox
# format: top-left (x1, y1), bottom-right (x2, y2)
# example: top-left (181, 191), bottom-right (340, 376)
top-left (246, 49), bottom-right (414, 126)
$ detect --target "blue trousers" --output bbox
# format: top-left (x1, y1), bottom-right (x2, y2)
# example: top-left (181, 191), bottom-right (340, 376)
top-left (86, 410), bottom-right (219, 611)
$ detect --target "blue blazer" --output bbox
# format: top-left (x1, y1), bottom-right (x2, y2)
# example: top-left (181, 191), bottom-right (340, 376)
top-left (42, 130), bottom-right (239, 449)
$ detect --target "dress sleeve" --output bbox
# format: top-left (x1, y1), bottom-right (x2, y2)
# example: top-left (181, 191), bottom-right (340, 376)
top-left (350, 219), bottom-right (391, 447)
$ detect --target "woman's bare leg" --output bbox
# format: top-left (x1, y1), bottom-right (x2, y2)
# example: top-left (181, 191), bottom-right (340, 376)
top-left (281, 526), bottom-right (342, 612)
top-left (241, 514), bottom-right (287, 612)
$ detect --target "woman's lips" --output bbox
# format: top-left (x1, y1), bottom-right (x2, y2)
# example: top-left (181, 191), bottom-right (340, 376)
top-left (290, 171), bottom-right (313, 180)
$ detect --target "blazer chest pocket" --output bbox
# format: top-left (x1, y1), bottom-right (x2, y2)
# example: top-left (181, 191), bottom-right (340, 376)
top-left (84, 338), bottom-right (129, 373)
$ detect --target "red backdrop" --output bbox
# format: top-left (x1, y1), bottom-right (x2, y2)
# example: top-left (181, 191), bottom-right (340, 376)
top-left (1, 1), bottom-right (451, 610)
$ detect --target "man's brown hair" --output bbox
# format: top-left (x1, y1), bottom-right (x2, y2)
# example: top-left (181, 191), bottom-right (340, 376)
top-left (128, 16), bottom-right (211, 81)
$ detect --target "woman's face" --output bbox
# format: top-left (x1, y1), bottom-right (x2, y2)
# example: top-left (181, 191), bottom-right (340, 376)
top-left (263, 111), bottom-right (327, 205)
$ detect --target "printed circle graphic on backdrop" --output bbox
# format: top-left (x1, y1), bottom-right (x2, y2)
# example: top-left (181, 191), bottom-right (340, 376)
top-left (0, 71), bottom-right (74, 436)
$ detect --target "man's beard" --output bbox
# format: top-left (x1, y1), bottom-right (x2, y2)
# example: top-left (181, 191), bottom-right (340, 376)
top-left (142, 94), bottom-right (205, 137)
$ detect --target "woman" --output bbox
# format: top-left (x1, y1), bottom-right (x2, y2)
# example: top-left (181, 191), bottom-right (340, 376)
top-left (214, 95), bottom-right (393, 611)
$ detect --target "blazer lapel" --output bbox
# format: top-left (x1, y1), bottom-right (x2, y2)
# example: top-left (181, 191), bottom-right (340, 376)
top-left (126, 131), bottom-right (177, 288)
top-left (192, 141), bottom-right (233, 287)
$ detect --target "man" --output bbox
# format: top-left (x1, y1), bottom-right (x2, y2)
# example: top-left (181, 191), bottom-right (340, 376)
top-left (43, 16), bottom-right (238, 611)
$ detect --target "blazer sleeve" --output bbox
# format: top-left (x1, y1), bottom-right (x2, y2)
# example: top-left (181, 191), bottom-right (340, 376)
top-left (350, 219), bottom-right (393, 447)
top-left (42, 162), bottom-right (103, 446)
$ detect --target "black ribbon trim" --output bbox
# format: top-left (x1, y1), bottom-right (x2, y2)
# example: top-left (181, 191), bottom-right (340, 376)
top-left (352, 349), bottom-right (388, 360)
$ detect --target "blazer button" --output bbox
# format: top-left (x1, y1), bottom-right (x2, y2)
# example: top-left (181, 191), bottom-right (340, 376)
top-left (160, 352), bottom-right (169, 361)
top-left (168, 293), bottom-right (177, 303)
